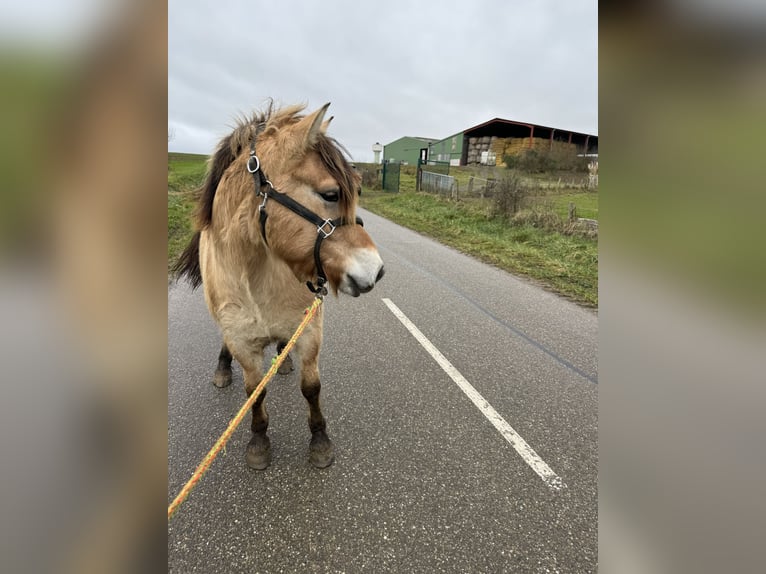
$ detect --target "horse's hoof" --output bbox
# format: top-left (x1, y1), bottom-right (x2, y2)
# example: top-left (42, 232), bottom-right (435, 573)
top-left (277, 354), bottom-right (294, 375)
top-left (245, 434), bottom-right (271, 470)
top-left (309, 432), bottom-right (334, 469)
top-left (213, 370), bottom-right (232, 388)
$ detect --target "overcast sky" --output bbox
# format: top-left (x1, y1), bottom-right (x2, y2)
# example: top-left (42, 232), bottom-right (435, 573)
top-left (169, 0), bottom-right (597, 162)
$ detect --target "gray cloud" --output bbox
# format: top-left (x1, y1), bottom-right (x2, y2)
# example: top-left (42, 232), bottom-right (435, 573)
top-left (169, 0), bottom-right (597, 162)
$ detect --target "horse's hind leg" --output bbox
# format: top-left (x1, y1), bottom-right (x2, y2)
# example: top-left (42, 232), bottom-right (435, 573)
top-left (212, 342), bottom-right (233, 388)
top-left (296, 332), bottom-right (334, 468)
top-left (275, 341), bottom-right (294, 375)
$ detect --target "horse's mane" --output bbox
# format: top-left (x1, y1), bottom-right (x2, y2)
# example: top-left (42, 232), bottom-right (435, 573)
top-left (173, 103), bottom-right (358, 288)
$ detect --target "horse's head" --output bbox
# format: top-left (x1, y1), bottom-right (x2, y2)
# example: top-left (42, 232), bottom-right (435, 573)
top-left (251, 103), bottom-right (384, 296)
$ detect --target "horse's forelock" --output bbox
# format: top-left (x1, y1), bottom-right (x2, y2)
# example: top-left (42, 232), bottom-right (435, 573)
top-left (315, 135), bottom-right (358, 221)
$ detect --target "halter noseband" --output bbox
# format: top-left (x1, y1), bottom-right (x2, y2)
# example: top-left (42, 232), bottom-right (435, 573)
top-left (247, 138), bottom-right (363, 297)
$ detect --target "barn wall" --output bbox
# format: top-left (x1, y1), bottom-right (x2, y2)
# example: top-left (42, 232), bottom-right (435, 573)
top-left (428, 131), bottom-right (464, 165)
top-left (383, 137), bottom-right (430, 165)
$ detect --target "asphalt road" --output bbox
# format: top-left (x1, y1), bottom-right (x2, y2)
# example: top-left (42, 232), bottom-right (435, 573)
top-left (168, 208), bottom-right (598, 573)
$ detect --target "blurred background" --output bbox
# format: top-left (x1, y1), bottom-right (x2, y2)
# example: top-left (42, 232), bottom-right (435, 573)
top-left (0, 0), bottom-right (763, 572)
top-left (0, 1), bottom-right (166, 572)
top-left (600, 1), bottom-right (766, 573)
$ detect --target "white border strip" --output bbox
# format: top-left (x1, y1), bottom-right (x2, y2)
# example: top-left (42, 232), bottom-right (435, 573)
top-left (382, 298), bottom-right (565, 491)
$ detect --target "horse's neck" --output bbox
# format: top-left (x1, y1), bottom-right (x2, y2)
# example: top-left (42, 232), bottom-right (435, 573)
top-left (208, 184), bottom-right (311, 304)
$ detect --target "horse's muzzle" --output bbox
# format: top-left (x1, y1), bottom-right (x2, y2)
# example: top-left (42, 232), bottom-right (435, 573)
top-left (339, 249), bottom-right (384, 297)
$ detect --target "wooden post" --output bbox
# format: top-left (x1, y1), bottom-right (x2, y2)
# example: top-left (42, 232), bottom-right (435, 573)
top-left (568, 202), bottom-right (576, 222)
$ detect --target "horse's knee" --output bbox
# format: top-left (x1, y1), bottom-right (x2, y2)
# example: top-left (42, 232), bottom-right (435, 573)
top-left (301, 378), bottom-right (321, 401)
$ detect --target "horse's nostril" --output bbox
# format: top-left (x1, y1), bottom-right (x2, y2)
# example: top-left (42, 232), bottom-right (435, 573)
top-left (348, 274), bottom-right (373, 295)
top-left (376, 266), bottom-right (385, 283)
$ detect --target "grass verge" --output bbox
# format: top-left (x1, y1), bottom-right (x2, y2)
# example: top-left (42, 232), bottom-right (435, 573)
top-left (360, 190), bottom-right (597, 307)
top-left (167, 153), bottom-right (206, 272)
top-left (168, 191), bottom-right (196, 273)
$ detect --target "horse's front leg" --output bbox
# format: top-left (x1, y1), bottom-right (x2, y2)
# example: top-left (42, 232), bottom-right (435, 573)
top-left (296, 330), bottom-right (334, 468)
top-left (225, 337), bottom-right (271, 470)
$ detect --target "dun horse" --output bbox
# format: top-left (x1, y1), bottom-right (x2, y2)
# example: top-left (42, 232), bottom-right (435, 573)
top-left (174, 103), bottom-right (384, 469)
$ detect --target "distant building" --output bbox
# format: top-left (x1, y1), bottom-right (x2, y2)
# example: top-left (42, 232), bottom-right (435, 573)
top-left (384, 119), bottom-right (597, 167)
top-left (428, 119), bottom-right (598, 166)
top-left (426, 130), bottom-right (464, 166)
top-left (383, 136), bottom-right (437, 165)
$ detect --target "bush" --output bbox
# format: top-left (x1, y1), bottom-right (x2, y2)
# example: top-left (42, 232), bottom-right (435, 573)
top-left (360, 168), bottom-right (381, 189)
top-left (492, 174), bottom-right (529, 218)
top-left (503, 148), bottom-right (589, 174)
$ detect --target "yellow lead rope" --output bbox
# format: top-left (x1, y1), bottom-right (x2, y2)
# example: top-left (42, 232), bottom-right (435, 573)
top-left (168, 296), bottom-right (323, 520)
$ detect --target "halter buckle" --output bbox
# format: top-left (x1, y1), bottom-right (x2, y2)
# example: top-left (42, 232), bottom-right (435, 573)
top-left (257, 191), bottom-right (268, 211)
top-left (317, 219), bottom-right (336, 239)
top-left (247, 155), bottom-right (260, 174)
top-left (307, 277), bottom-right (328, 299)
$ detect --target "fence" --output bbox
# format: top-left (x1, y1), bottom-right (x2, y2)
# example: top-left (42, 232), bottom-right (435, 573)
top-left (381, 161), bottom-right (400, 193)
top-left (420, 171), bottom-right (457, 199)
top-left (423, 161), bottom-right (450, 175)
top-left (464, 176), bottom-right (497, 198)
top-left (419, 171), bottom-right (499, 201)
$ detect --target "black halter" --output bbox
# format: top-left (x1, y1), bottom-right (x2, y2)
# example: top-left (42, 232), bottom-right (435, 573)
top-left (247, 140), bottom-right (363, 297)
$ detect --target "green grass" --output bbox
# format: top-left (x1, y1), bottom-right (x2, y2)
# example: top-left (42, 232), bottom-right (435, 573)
top-left (168, 152), bottom-right (208, 193)
top-left (360, 190), bottom-right (597, 307)
top-left (546, 191), bottom-right (599, 220)
top-left (167, 153), bottom-right (206, 272)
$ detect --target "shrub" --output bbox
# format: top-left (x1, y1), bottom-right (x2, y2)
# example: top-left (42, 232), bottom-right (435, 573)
top-left (503, 148), bottom-right (589, 174)
top-left (492, 174), bottom-right (529, 218)
top-left (358, 166), bottom-right (380, 190)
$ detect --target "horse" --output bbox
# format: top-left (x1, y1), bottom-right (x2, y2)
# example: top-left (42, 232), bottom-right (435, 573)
top-left (174, 102), bottom-right (385, 469)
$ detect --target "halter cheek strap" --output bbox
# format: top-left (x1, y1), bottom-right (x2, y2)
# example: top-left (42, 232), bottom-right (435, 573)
top-left (247, 141), bottom-right (363, 297)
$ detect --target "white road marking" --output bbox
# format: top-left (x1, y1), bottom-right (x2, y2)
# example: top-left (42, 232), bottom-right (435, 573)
top-left (382, 298), bottom-right (565, 491)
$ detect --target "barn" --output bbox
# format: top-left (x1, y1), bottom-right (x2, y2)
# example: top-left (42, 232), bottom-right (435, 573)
top-left (426, 130), bottom-right (464, 166)
top-left (383, 136), bottom-right (437, 165)
top-left (428, 119), bottom-right (598, 167)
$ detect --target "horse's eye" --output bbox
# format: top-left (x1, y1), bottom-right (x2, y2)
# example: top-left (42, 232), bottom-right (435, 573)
top-left (318, 191), bottom-right (340, 203)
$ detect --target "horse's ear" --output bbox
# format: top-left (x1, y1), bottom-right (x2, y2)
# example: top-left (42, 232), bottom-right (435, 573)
top-left (293, 103), bottom-right (331, 149)
top-left (321, 116), bottom-right (333, 134)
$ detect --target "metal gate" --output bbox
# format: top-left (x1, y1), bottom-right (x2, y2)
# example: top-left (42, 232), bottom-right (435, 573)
top-left (420, 171), bottom-right (457, 199)
top-left (381, 161), bottom-right (400, 193)
top-left (416, 159), bottom-right (449, 191)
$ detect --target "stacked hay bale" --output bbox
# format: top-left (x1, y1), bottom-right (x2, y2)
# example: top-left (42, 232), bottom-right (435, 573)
top-left (468, 135), bottom-right (580, 166)
top-left (501, 138), bottom-right (578, 161)
top-left (466, 136), bottom-right (499, 165)
top-left (503, 137), bottom-right (549, 157)
top-left (490, 138), bottom-right (506, 166)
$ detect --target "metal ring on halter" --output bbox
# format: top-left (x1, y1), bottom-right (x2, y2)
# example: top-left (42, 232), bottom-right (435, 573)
top-left (257, 192), bottom-right (268, 211)
top-left (247, 155), bottom-right (260, 173)
top-left (317, 219), bottom-right (336, 239)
